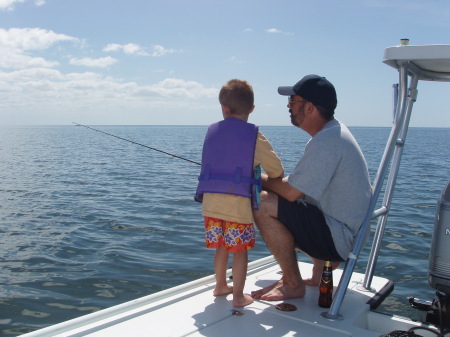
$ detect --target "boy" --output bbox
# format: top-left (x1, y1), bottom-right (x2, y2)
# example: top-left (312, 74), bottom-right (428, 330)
top-left (195, 79), bottom-right (284, 307)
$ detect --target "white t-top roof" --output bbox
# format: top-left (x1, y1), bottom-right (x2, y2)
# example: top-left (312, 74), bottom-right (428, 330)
top-left (384, 43), bottom-right (450, 81)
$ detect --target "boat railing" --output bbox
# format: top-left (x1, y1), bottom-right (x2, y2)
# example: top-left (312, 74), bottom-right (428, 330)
top-left (323, 48), bottom-right (450, 319)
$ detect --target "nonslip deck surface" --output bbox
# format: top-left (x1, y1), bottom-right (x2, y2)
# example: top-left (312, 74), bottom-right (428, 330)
top-left (23, 256), bottom-right (409, 337)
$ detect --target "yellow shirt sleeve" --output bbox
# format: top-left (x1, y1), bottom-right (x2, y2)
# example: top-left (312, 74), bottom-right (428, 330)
top-left (202, 131), bottom-right (283, 223)
top-left (254, 131), bottom-right (284, 178)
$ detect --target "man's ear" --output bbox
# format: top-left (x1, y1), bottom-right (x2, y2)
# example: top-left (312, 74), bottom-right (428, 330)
top-left (305, 101), bottom-right (315, 115)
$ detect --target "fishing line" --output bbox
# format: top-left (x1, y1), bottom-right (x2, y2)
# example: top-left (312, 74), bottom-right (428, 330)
top-left (73, 122), bottom-right (201, 166)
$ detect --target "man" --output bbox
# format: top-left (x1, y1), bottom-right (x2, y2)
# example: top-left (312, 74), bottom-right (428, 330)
top-left (251, 75), bottom-right (371, 301)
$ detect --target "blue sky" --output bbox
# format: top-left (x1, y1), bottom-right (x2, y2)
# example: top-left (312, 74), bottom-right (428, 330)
top-left (1, 0), bottom-right (450, 127)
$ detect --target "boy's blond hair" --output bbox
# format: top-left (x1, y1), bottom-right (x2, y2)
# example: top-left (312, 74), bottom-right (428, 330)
top-left (219, 79), bottom-right (254, 116)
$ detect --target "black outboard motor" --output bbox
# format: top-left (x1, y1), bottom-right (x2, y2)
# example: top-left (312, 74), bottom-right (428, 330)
top-left (429, 180), bottom-right (450, 294)
top-left (427, 180), bottom-right (450, 329)
top-left (408, 181), bottom-right (450, 331)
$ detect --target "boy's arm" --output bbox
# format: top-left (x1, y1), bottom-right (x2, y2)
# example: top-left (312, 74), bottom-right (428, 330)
top-left (255, 132), bottom-right (284, 178)
top-left (261, 173), bottom-right (304, 202)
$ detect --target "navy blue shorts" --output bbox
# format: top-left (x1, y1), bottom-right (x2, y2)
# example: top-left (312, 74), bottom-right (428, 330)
top-left (277, 197), bottom-right (343, 262)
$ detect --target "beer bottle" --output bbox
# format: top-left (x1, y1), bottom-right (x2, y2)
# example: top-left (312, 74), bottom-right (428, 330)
top-left (318, 260), bottom-right (333, 308)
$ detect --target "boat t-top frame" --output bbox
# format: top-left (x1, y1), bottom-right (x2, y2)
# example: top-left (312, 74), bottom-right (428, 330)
top-left (326, 39), bottom-right (450, 319)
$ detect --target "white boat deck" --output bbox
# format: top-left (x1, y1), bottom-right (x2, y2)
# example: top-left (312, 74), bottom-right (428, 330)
top-left (22, 256), bottom-right (438, 337)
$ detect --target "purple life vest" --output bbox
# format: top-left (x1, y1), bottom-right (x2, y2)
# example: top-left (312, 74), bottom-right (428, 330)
top-left (195, 118), bottom-right (261, 204)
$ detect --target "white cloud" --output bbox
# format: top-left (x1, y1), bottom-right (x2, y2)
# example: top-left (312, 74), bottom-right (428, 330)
top-left (150, 44), bottom-right (176, 57)
top-left (138, 78), bottom-right (218, 98)
top-left (227, 56), bottom-right (245, 64)
top-left (0, 28), bottom-right (78, 69)
top-left (103, 43), bottom-right (148, 56)
top-left (122, 43), bottom-right (145, 55)
top-left (266, 28), bottom-right (282, 34)
top-left (265, 28), bottom-right (293, 35)
top-left (0, 0), bottom-right (25, 10)
top-left (102, 43), bottom-right (122, 52)
top-left (0, 67), bottom-right (63, 83)
top-left (0, 46), bottom-right (59, 69)
top-left (0, 0), bottom-right (45, 10)
top-left (69, 56), bottom-right (118, 68)
top-left (0, 29), bottom-right (205, 124)
top-left (0, 67), bottom-right (218, 117)
top-left (103, 43), bottom-right (177, 57)
top-left (0, 27), bottom-right (78, 50)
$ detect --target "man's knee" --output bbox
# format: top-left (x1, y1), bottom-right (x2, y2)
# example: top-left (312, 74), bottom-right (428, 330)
top-left (254, 191), bottom-right (278, 218)
top-left (260, 190), bottom-right (269, 201)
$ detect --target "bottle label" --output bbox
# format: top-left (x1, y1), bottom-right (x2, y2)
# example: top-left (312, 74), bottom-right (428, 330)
top-left (321, 270), bottom-right (332, 284)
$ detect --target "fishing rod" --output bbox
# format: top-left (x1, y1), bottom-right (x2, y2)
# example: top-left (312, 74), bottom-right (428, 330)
top-left (73, 122), bottom-right (201, 166)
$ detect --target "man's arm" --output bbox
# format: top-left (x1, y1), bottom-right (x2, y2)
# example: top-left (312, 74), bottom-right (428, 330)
top-left (261, 173), bottom-right (304, 202)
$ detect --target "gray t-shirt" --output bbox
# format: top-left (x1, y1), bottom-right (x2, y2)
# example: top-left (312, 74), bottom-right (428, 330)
top-left (287, 119), bottom-right (372, 260)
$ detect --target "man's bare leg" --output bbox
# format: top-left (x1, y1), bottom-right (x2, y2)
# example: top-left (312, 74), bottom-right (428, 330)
top-left (251, 191), bottom-right (306, 301)
top-left (302, 256), bottom-right (341, 286)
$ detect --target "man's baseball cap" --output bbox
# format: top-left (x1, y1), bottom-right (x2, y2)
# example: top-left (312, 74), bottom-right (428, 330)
top-left (278, 74), bottom-right (337, 111)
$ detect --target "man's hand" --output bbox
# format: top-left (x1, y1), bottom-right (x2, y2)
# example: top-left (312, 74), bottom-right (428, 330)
top-left (261, 173), bottom-right (304, 202)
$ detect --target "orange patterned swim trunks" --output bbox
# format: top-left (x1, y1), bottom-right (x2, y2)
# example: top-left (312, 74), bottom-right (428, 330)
top-left (204, 216), bottom-right (255, 253)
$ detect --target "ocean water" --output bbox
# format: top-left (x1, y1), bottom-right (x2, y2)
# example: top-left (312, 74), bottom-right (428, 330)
top-left (0, 125), bottom-right (449, 336)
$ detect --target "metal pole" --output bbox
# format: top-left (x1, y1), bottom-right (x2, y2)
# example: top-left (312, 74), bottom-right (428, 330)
top-left (363, 66), bottom-right (419, 289)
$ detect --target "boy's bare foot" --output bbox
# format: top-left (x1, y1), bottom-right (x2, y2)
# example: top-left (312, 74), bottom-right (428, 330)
top-left (233, 294), bottom-right (254, 307)
top-left (213, 285), bottom-right (233, 296)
